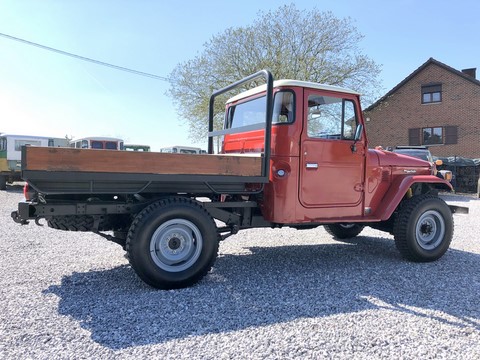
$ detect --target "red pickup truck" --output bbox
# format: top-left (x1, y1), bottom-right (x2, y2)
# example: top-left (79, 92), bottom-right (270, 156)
top-left (12, 70), bottom-right (465, 289)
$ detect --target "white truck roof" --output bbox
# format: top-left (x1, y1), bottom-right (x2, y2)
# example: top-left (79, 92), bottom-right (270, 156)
top-left (227, 79), bottom-right (360, 103)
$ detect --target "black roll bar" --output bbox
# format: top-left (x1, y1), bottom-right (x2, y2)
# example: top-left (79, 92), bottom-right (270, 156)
top-left (207, 69), bottom-right (274, 180)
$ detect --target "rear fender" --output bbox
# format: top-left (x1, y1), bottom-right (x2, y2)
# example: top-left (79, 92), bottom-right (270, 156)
top-left (377, 175), bottom-right (452, 221)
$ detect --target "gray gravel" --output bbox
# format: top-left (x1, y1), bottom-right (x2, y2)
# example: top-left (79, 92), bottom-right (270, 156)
top-left (1, 186), bottom-right (479, 359)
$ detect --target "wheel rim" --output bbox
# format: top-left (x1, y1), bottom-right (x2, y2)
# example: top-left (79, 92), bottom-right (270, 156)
top-left (149, 219), bottom-right (203, 272)
top-left (415, 210), bottom-right (445, 250)
top-left (339, 223), bottom-right (355, 229)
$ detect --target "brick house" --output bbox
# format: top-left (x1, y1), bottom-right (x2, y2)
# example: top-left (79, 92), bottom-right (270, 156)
top-left (363, 58), bottom-right (480, 158)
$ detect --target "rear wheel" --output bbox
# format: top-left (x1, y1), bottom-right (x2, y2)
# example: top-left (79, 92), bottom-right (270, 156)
top-left (0, 175), bottom-right (6, 190)
top-left (324, 223), bottom-right (364, 239)
top-left (393, 194), bottom-right (453, 261)
top-left (126, 197), bottom-right (219, 289)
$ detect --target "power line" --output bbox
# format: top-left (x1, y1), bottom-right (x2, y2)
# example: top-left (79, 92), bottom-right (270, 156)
top-left (0, 32), bottom-right (171, 82)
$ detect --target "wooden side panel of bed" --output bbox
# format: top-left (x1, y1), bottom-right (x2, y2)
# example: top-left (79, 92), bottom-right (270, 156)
top-left (23, 147), bottom-right (263, 177)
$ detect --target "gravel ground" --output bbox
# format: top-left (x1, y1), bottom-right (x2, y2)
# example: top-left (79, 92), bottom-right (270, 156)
top-left (1, 186), bottom-right (479, 359)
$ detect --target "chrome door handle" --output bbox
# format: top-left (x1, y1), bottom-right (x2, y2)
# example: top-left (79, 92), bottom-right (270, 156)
top-left (306, 163), bottom-right (318, 169)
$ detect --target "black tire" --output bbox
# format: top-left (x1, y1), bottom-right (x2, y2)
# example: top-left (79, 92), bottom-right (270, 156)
top-left (0, 175), bottom-right (6, 190)
top-left (324, 223), bottom-right (365, 239)
top-left (47, 215), bottom-right (112, 231)
top-left (126, 197), bottom-right (219, 289)
top-left (393, 194), bottom-right (453, 262)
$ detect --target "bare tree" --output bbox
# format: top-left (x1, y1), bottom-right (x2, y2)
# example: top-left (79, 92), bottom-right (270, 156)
top-left (168, 4), bottom-right (382, 143)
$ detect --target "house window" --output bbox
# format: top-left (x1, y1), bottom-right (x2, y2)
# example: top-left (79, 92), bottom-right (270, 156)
top-left (409, 126), bottom-right (458, 146)
top-left (421, 83), bottom-right (442, 104)
top-left (423, 127), bottom-right (443, 145)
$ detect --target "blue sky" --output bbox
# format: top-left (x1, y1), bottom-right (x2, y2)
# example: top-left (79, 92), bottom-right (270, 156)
top-left (0, 0), bottom-right (478, 151)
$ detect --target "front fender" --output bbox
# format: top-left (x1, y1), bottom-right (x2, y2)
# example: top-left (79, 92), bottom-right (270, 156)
top-left (377, 175), bottom-right (452, 221)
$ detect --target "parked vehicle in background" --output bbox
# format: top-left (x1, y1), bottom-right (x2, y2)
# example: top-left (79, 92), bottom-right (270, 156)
top-left (392, 146), bottom-right (435, 162)
top-left (160, 145), bottom-right (206, 154)
top-left (124, 144), bottom-right (151, 152)
top-left (69, 137), bottom-right (124, 150)
top-left (392, 146), bottom-right (453, 182)
top-left (0, 134), bottom-right (69, 190)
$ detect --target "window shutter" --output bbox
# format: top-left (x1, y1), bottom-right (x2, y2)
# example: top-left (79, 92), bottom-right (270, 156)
top-left (421, 83), bottom-right (442, 94)
top-left (444, 126), bottom-right (458, 144)
top-left (409, 128), bottom-right (421, 146)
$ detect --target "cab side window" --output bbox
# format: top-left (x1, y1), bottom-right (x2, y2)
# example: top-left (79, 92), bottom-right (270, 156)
top-left (307, 95), bottom-right (357, 140)
top-left (226, 90), bottom-right (295, 130)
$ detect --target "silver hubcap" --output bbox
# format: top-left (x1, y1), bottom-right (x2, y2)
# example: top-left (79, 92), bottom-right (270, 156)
top-left (415, 210), bottom-right (445, 250)
top-left (150, 219), bottom-right (203, 272)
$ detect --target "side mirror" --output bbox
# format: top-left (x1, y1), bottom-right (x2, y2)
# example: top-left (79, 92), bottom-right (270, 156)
top-left (351, 124), bottom-right (364, 153)
top-left (354, 124), bottom-right (363, 142)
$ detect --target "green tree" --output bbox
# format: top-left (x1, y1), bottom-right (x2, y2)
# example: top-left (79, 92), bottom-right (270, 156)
top-left (168, 4), bottom-right (382, 143)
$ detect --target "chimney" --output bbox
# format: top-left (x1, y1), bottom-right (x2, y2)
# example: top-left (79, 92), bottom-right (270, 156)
top-left (462, 68), bottom-right (477, 79)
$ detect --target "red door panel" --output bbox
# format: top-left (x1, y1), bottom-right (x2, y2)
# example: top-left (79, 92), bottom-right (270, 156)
top-left (300, 139), bottom-right (363, 208)
top-left (299, 89), bottom-right (365, 218)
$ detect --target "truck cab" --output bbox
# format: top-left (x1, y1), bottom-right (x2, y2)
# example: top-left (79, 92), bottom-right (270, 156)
top-left (221, 80), bottom-right (449, 224)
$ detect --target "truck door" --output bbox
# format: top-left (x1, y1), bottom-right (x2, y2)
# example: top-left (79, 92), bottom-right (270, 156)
top-left (299, 89), bottom-right (365, 217)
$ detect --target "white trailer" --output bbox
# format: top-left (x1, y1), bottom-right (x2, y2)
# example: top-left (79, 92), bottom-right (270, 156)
top-left (0, 134), bottom-right (69, 190)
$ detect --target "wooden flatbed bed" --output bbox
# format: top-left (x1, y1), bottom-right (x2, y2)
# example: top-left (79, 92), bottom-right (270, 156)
top-left (22, 147), bottom-right (266, 195)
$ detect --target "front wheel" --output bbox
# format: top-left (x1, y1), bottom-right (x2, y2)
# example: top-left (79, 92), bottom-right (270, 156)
top-left (393, 194), bottom-right (453, 262)
top-left (126, 197), bottom-right (219, 289)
